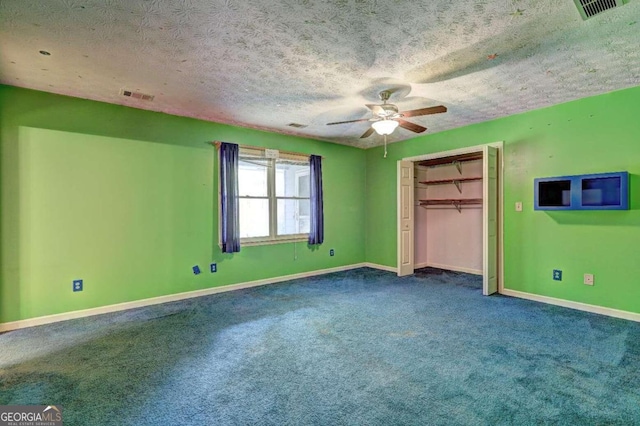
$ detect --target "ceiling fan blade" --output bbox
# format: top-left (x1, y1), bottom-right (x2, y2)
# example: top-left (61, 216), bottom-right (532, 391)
top-left (397, 119), bottom-right (427, 134)
top-left (401, 105), bottom-right (447, 117)
top-left (326, 118), bottom-right (371, 125)
top-left (366, 104), bottom-right (384, 115)
top-left (360, 127), bottom-right (375, 138)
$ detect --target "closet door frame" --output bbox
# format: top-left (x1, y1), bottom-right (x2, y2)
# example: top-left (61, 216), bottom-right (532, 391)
top-left (397, 142), bottom-right (504, 295)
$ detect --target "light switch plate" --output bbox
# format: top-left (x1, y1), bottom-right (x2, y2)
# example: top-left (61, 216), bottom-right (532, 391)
top-left (515, 201), bottom-right (523, 212)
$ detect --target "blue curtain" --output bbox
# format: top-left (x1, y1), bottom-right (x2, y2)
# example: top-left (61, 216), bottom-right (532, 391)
top-left (219, 142), bottom-right (240, 253)
top-left (308, 155), bottom-right (324, 245)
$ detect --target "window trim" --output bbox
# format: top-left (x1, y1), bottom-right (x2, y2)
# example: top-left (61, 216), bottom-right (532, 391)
top-left (219, 146), bottom-right (311, 247)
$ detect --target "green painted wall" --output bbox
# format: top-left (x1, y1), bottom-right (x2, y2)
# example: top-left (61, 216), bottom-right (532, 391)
top-left (3, 83), bottom-right (640, 324)
top-left (365, 84), bottom-right (640, 314)
top-left (0, 85), bottom-right (366, 323)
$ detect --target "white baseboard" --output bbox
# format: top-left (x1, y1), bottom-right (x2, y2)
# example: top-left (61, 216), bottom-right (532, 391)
top-left (0, 263), bottom-right (369, 332)
top-left (362, 262), bottom-right (398, 273)
top-left (11, 264), bottom-right (635, 332)
top-left (501, 288), bottom-right (640, 323)
top-left (415, 262), bottom-right (483, 276)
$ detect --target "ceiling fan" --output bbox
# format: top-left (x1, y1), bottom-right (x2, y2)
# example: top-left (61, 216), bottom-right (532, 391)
top-left (326, 90), bottom-right (447, 138)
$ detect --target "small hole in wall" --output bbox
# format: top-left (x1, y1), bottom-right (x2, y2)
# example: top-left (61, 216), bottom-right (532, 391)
top-left (39, 50), bottom-right (51, 56)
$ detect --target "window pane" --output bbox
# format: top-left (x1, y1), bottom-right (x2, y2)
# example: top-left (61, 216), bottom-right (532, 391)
top-left (239, 158), bottom-right (268, 197)
top-left (277, 199), bottom-right (310, 235)
top-left (276, 162), bottom-right (310, 197)
top-left (239, 198), bottom-right (269, 238)
top-left (297, 174), bottom-right (310, 198)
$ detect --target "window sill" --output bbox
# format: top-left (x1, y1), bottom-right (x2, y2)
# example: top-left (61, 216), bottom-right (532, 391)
top-left (239, 236), bottom-right (309, 247)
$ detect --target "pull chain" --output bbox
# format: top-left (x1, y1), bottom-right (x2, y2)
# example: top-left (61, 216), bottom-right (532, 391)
top-left (384, 134), bottom-right (388, 158)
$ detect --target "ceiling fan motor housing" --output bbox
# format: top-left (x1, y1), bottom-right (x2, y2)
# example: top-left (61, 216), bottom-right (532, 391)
top-left (377, 104), bottom-right (399, 117)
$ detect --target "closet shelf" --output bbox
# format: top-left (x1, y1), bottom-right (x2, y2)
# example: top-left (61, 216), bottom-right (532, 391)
top-left (418, 177), bottom-right (482, 185)
top-left (416, 152), bottom-right (483, 168)
top-left (419, 198), bottom-right (482, 213)
top-left (417, 177), bottom-right (482, 193)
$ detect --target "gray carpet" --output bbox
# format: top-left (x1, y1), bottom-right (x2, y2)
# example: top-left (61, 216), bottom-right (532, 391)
top-left (1, 267), bottom-right (639, 425)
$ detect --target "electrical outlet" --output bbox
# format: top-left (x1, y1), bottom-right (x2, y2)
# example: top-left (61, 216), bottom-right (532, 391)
top-left (73, 279), bottom-right (83, 292)
top-left (210, 263), bottom-right (217, 273)
top-left (553, 270), bottom-right (562, 281)
top-left (515, 201), bottom-right (523, 212)
top-left (329, 249), bottom-right (335, 256)
top-left (192, 265), bottom-right (201, 275)
top-left (584, 273), bottom-right (594, 285)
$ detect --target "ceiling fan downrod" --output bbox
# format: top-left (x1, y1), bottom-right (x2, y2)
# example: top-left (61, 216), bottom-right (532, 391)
top-left (379, 90), bottom-right (391, 104)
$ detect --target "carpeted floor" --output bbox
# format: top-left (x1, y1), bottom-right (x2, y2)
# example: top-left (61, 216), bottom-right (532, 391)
top-left (1, 267), bottom-right (639, 425)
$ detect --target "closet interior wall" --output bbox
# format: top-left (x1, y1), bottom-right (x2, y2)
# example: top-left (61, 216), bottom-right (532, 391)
top-left (414, 157), bottom-right (484, 274)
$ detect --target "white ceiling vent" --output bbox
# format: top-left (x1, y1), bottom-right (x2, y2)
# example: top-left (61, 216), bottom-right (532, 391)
top-left (573, 0), bottom-right (625, 19)
top-left (120, 89), bottom-right (154, 101)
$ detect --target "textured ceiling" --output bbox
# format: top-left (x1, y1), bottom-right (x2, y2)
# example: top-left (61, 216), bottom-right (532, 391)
top-left (1, 0), bottom-right (639, 148)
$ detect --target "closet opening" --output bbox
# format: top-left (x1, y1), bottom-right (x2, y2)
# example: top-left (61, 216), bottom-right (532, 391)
top-left (397, 143), bottom-right (503, 295)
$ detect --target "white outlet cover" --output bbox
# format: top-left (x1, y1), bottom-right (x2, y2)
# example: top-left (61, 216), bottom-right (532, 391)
top-left (515, 202), bottom-right (523, 212)
top-left (584, 274), bottom-right (594, 285)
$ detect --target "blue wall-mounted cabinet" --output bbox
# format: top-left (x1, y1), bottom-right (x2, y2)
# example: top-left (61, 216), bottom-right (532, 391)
top-left (534, 171), bottom-right (629, 210)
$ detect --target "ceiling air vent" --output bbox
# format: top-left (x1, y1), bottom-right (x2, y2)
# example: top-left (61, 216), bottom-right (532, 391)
top-left (287, 123), bottom-right (308, 128)
top-left (573, 0), bottom-right (625, 20)
top-left (121, 89), bottom-right (154, 101)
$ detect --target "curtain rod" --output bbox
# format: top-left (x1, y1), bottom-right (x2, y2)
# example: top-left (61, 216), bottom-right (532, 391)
top-left (210, 141), bottom-right (323, 159)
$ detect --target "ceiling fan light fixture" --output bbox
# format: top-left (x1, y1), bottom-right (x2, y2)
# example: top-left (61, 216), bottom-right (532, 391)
top-left (372, 119), bottom-right (399, 135)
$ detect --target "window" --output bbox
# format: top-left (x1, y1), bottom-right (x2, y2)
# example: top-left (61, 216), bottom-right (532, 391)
top-left (235, 147), bottom-right (310, 244)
